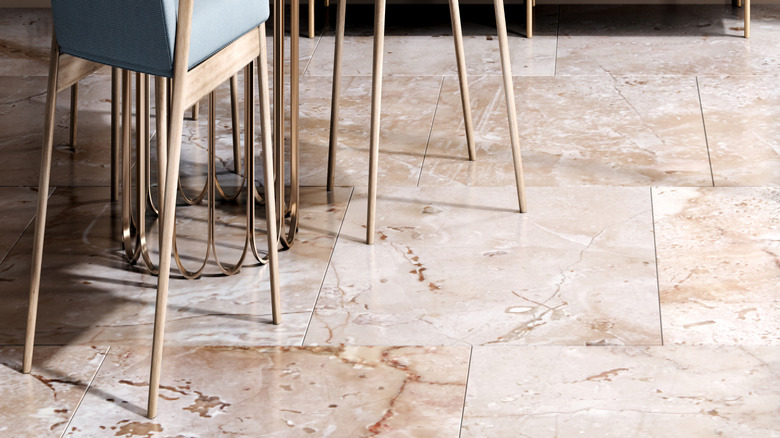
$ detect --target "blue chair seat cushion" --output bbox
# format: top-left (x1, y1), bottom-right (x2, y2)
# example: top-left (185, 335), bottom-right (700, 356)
top-left (51, 0), bottom-right (270, 78)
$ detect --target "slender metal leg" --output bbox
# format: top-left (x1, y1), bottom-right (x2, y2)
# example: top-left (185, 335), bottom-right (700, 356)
top-left (744, 0), bottom-right (750, 38)
top-left (69, 83), bottom-right (78, 147)
top-left (155, 77), bottom-right (168, 251)
top-left (285, 0), bottom-right (301, 246)
top-left (191, 102), bottom-right (199, 120)
top-left (273, 0), bottom-right (285, 219)
top-left (327, 0), bottom-right (346, 191)
top-left (148, 2), bottom-right (195, 419)
top-left (230, 75), bottom-right (242, 173)
top-left (111, 68), bottom-right (121, 202)
top-left (449, 0), bottom-right (476, 161)
top-left (494, 0), bottom-right (527, 213)
top-left (259, 25), bottom-right (282, 325)
top-left (23, 38), bottom-right (60, 374)
top-left (527, 0), bottom-right (533, 38)
top-left (309, 0), bottom-right (315, 38)
top-left (366, 0), bottom-right (386, 245)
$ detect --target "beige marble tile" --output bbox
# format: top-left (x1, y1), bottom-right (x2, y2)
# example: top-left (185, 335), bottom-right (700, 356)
top-left (556, 5), bottom-right (780, 76)
top-left (654, 187), bottom-right (780, 345)
top-left (0, 8), bottom-right (52, 76)
top-left (0, 186), bottom-right (349, 346)
top-left (0, 73), bottom-right (114, 187)
top-left (305, 186), bottom-right (660, 346)
top-left (297, 75), bottom-right (443, 188)
top-left (421, 75), bottom-right (712, 187)
top-left (0, 345), bottom-right (108, 437)
top-left (461, 345), bottom-right (780, 437)
top-left (65, 345), bottom-right (470, 437)
top-left (698, 75), bottom-right (780, 186)
top-left (305, 5), bottom-right (558, 77)
top-left (0, 187), bottom-right (40, 263)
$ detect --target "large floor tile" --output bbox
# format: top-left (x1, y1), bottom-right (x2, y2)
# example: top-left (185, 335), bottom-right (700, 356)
top-left (305, 5), bottom-right (558, 77)
top-left (0, 73), bottom-right (114, 187)
top-left (305, 186), bottom-right (660, 346)
top-left (298, 75), bottom-right (442, 188)
top-left (65, 345), bottom-right (470, 437)
top-left (461, 345), bottom-right (780, 437)
top-left (0, 8), bottom-right (52, 76)
top-left (0, 345), bottom-right (108, 437)
top-left (654, 187), bottom-right (780, 345)
top-left (556, 5), bottom-right (780, 76)
top-left (698, 75), bottom-right (780, 186)
top-left (0, 186), bottom-right (349, 346)
top-left (421, 75), bottom-right (712, 187)
top-left (0, 187), bottom-right (41, 264)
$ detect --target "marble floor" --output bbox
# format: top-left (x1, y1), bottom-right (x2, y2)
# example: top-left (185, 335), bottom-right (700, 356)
top-left (1, 4), bottom-right (779, 437)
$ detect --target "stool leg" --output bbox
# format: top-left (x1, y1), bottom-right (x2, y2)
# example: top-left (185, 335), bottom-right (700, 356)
top-left (191, 102), bottom-right (199, 120)
top-left (309, 0), bottom-right (315, 38)
top-left (69, 84), bottom-right (78, 147)
top-left (366, 0), bottom-right (386, 245)
top-left (744, 0), bottom-right (750, 38)
top-left (494, 0), bottom-right (527, 213)
top-left (23, 40), bottom-right (61, 374)
top-left (526, 0), bottom-right (533, 38)
top-left (259, 24), bottom-right (282, 324)
top-left (111, 68), bottom-right (121, 202)
top-left (230, 75), bottom-right (242, 174)
top-left (327, 0), bottom-right (346, 191)
top-left (449, 0), bottom-right (476, 161)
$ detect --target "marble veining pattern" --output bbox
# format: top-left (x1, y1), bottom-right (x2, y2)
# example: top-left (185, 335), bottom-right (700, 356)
top-left (654, 187), bottom-right (780, 345)
top-left (305, 186), bottom-right (660, 346)
top-left (0, 346), bottom-right (108, 437)
top-left (65, 345), bottom-right (470, 437)
top-left (462, 345), bottom-right (780, 437)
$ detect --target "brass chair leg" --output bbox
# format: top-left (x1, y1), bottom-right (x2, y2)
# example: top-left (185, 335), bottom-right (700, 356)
top-left (230, 75), bottom-right (242, 174)
top-left (258, 24), bottom-right (282, 324)
top-left (111, 68), bottom-right (121, 202)
top-left (23, 36), bottom-right (61, 375)
top-left (744, 0), bottom-right (750, 38)
top-left (309, 0), bottom-right (315, 38)
top-left (69, 83), bottom-right (78, 147)
top-left (526, 0), bottom-right (533, 38)
top-left (494, 0), bottom-right (527, 213)
top-left (327, 0), bottom-right (346, 191)
top-left (449, 0), bottom-right (476, 161)
top-left (366, 0), bottom-right (386, 245)
top-left (191, 102), bottom-right (199, 120)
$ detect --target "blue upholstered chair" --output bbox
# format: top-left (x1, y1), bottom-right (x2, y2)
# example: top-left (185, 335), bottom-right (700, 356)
top-left (23, 0), bottom-right (280, 418)
top-left (327, 0), bottom-right (528, 244)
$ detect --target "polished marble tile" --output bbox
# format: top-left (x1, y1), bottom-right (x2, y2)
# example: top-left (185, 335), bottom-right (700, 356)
top-left (421, 75), bottom-right (712, 187)
top-left (556, 5), bottom-right (780, 76)
top-left (0, 186), bottom-right (349, 346)
top-left (461, 345), bottom-right (780, 437)
top-left (0, 345), bottom-right (108, 437)
top-left (0, 8), bottom-right (52, 76)
top-left (305, 186), bottom-right (660, 346)
top-left (0, 187), bottom-right (40, 263)
top-left (654, 187), bottom-right (780, 345)
top-left (698, 75), bottom-right (780, 186)
top-left (305, 5), bottom-right (558, 77)
top-left (65, 345), bottom-right (470, 437)
top-left (0, 73), bottom-right (114, 187)
top-left (297, 75), bottom-right (443, 188)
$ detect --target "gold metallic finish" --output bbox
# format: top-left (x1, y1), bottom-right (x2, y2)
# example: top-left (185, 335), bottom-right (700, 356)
top-left (111, 68), bottom-right (121, 202)
top-left (23, 35), bottom-right (61, 375)
top-left (327, 0), bottom-right (346, 192)
top-left (494, 0), bottom-right (527, 213)
top-left (69, 83), bottom-right (78, 147)
top-left (230, 74), bottom-right (242, 174)
top-left (366, 0), bottom-right (386, 245)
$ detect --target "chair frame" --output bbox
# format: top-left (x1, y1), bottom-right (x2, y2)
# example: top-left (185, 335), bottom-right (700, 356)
top-left (23, 0), bottom-right (280, 419)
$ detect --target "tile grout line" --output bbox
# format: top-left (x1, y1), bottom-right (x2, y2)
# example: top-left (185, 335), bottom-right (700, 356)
top-left (695, 76), bottom-right (716, 187)
top-left (457, 345), bottom-right (474, 438)
top-left (417, 76), bottom-right (446, 188)
top-left (301, 186), bottom-right (355, 346)
top-left (649, 187), bottom-right (664, 347)
top-left (59, 345), bottom-right (111, 438)
top-left (0, 187), bottom-right (57, 266)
